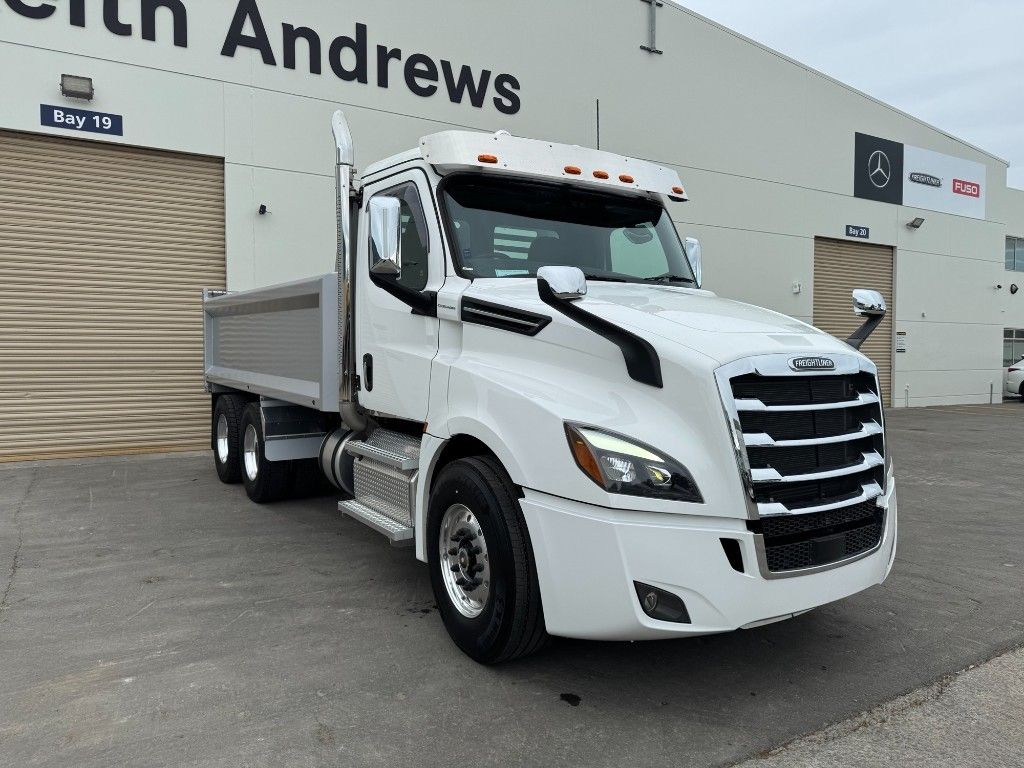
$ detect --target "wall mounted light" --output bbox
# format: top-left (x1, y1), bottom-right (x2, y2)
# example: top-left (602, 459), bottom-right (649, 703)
top-left (60, 74), bottom-right (94, 101)
top-left (906, 217), bottom-right (926, 230)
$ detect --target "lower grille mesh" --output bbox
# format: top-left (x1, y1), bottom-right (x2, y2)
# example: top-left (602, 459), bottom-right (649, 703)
top-left (751, 502), bottom-right (885, 573)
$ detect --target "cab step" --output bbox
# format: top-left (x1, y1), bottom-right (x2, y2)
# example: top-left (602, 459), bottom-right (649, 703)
top-left (345, 431), bottom-right (421, 470)
top-left (339, 499), bottom-right (414, 546)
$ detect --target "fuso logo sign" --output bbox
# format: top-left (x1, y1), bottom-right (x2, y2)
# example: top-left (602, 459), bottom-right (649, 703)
top-left (952, 179), bottom-right (981, 198)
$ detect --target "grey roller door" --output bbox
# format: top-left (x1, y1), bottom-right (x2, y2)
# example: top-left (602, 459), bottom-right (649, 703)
top-left (0, 130), bottom-right (225, 462)
top-left (813, 238), bottom-right (894, 406)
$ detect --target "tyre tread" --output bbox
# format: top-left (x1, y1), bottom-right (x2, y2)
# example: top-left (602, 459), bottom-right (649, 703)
top-left (461, 456), bottom-right (550, 663)
top-left (240, 403), bottom-right (292, 504)
top-left (213, 393), bottom-right (246, 484)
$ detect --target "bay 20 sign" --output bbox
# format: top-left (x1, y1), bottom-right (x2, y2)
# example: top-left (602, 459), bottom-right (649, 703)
top-left (854, 133), bottom-right (987, 220)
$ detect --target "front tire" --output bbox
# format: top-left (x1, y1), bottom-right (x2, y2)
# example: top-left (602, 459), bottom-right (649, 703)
top-left (427, 456), bottom-right (548, 664)
top-left (240, 403), bottom-right (292, 504)
top-left (212, 394), bottom-right (246, 484)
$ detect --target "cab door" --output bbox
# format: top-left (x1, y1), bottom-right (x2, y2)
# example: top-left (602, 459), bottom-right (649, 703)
top-left (356, 171), bottom-right (442, 421)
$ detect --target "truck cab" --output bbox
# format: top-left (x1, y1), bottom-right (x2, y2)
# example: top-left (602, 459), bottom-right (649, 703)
top-left (204, 113), bottom-right (897, 663)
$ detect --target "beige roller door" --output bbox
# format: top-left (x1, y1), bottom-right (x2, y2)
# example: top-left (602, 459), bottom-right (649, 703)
top-left (813, 238), bottom-right (894, 405)
top-left (0, 130), bottom-right (225, 462)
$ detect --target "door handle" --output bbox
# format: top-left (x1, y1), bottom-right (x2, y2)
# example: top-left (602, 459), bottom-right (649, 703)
top-left (363, 354), bottom-right (374, 392)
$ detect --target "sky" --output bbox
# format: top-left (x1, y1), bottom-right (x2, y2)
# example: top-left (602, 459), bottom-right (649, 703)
top-left (676, 1), bottom-right (1024, 188)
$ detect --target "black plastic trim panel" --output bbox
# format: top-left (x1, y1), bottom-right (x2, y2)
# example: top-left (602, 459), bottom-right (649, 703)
top-left (461, 297), bottom-right (552, 336)
top-left (538, 278), bottom-right (663, 388)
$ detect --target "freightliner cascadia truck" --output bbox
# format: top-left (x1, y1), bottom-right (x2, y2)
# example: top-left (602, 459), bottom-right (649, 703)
top-left (203, 111), bottom-right (897, 663)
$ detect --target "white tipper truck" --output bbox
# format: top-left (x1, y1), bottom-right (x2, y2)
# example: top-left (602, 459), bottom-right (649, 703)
top-left (203, 111), bottom-right (897, 664)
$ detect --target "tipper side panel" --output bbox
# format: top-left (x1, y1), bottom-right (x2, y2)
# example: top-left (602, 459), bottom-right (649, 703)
top-left (203, 275), bottom-right (341, 412)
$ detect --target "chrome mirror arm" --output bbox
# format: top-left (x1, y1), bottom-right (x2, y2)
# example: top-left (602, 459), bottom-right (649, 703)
top-left (847, 289), bottom-right (887, 350)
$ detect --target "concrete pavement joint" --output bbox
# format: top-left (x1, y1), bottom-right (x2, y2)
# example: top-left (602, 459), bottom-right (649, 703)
top-left (0, 468), bottom-right (37, 621)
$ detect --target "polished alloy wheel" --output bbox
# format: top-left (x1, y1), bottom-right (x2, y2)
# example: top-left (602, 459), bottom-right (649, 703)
top-left (216, 414), bottom-right (230, 464)
top-left (439, 503), bottom-right (491, 618)
top-left (243, 424), bottom-right (260, 482)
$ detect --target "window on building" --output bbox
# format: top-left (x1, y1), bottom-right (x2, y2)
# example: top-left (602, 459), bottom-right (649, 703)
top-left (1006, 236), bottom-right (1024, 272)
top-left (1004, 329), bottom-right (1024, 367)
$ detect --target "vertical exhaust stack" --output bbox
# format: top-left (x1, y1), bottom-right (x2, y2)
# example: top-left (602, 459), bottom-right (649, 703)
top-left (331, 110), bottom-right (366, 432)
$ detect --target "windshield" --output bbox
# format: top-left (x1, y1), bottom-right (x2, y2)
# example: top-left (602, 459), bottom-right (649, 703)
top-left (441, 176), bottom-right (696, 284)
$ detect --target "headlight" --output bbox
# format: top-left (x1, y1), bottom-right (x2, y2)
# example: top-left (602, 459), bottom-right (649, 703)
top-left (565, 424), bottom-right (702, 503)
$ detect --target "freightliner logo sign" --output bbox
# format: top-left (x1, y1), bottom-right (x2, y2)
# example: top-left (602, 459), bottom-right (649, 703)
top-left (790, 357), bottom-right (836, 372)
top-left (854, 133), bottom-right (987, 220)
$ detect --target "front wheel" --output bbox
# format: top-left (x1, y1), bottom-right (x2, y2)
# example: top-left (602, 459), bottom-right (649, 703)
top-left (427, 456), bottom-right (548, 664)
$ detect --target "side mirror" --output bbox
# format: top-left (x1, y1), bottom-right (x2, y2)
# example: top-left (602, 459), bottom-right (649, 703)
top-left (684, 237), bottom-right (703, 288)
top-left (847, 288), bottom-right (887, 350)
top-left (537, 266), bottom-right (587, 301)
top-left (369, 197), bottom-right (402, 278)
top-left (852, 289), bottom-right (887, 317)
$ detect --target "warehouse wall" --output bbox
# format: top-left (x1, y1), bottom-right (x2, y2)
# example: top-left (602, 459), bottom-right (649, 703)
top-left (0, 0), bottom-right (1015, 406)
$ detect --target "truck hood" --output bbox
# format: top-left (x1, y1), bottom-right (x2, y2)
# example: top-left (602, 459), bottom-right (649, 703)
top-left (464, 279), bottom-right (853, 366)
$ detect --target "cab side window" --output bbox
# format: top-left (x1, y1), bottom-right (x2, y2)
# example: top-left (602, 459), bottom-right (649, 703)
top-left (369, 183), bottom-right (430, 292)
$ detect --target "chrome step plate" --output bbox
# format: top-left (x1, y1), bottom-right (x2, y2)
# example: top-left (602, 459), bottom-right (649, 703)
top-left (345, 430), bottom-right (421, 470)
top-left (339, 499), bottom-right (414, 547)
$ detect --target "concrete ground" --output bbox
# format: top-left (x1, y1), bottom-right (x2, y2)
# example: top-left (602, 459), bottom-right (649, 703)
top-left (735, 645), bottom-right (1024, 768)
top-left (0, 404), bottom-right (1022, 767)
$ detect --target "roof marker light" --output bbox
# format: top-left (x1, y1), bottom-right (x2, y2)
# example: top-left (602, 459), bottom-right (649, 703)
top-left (565, 166), bottom-right (582, 175)
top-left (593, 170), bottom-right (609, 180)
top-left (478, 154), bottom-right (499, 164)
top-left (619, 174), bottom-right (635, 184)
top-left (672, 186), bottom-right (686, 196)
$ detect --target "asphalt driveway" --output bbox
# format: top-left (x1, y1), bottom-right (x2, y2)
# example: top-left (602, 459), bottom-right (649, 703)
top-left (1, 404), bottom-right (1021, 767)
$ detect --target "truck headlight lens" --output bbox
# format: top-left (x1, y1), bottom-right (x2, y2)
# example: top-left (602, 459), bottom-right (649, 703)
top-left (565, 424), bottom-right (703, 503)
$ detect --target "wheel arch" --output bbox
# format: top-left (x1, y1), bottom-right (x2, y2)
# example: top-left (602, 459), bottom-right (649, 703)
top-left (415, 425), bottom-right (525, 563)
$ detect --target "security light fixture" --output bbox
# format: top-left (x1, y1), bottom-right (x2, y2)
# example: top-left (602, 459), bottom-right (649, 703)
top-left (906, 217), bottom-right (926, 230)
top-left (60, 74), bottom-right (94, 101)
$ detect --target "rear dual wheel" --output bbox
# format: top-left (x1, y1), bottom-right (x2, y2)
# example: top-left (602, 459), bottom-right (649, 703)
top-left (213, 394), bottom-right (246, 484)
top-left (239, 403), bottom-right (292, 504)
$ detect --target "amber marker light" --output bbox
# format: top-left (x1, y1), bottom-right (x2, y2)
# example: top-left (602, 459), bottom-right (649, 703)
top-left (672, 186), bottom-right (686, 195)
top-left (619, 174), bottom-right (635, 184)
top-left (565, 425), bottom-right (604, 487)
top-left (593, 170), bottom-right (610, 179)
top-left (564, 165), bottom-right (582, 175)
top-left (478, 154), bottom-right (499, 164)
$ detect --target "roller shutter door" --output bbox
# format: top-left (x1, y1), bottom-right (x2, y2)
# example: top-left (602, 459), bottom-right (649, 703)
top-left (813, 238), bottom-right (894, 405)
top-left (0, 131), bottom-right (225, 462)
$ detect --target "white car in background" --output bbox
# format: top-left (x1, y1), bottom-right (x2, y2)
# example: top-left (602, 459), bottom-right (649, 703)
top-left (1006, 357), bottom-right (1024, 400)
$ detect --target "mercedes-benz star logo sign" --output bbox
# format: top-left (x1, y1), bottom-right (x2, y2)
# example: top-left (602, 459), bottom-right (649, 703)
top-left (868, 150), bottom-right (891, 189)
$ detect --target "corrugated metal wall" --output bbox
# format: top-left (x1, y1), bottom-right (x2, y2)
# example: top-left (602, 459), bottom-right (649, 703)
top-left (0, 130), bottom-right (225, 462)
top-left (813, 238), bottom-right (895, 405)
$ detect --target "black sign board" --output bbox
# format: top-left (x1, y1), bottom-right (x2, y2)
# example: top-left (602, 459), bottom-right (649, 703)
top-left (854, 133), bottom-right (904, 205)
top-left (846, 225), bottom-right (870, 239)
top-left (41, 104), bottom-right (124, 136)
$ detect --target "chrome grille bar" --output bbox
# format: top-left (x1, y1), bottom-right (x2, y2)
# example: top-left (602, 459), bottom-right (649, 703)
top-left (735, 391), bottom-right (880, 413)
top-left (743, 421), bottom-right (883, 448)
top-left (750, 452), bottom-right (884, 484)
top-left (757, 482), bottom-right (884, 518)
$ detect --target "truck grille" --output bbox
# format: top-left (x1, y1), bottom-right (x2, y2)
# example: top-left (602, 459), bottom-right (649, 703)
top-left (749, 501), bottom-right (884, 573)
top-left (717, 356), bottom-right (888, 576)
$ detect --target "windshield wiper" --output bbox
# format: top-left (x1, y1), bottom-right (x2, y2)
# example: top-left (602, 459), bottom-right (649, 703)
top-left (582, 273), bottom-right (632, 283)
top-left (643, 274), bottom-right (696, 285)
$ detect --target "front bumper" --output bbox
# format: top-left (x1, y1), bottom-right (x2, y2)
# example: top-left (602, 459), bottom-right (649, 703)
top-left (521, 473), bottom-right (897, 641)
